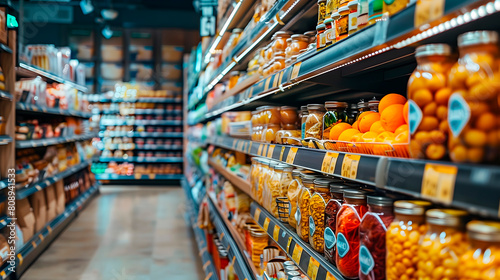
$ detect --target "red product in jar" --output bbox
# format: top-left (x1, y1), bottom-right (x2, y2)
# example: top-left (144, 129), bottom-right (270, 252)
top-left (336, 190), bottom-right (368, 279)
top-left (359, 196), bottom-right (394, 280)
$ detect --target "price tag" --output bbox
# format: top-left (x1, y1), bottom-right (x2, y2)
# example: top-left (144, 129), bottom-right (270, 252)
top-left (31, 241), bottom-right (37, 248)
top-left (341, 154), bottom-right (361, 179)
top-left (287, 237), bottom-right (293, 253)
top-left (278, 70), bottom-right (285, 86)
top-left (307, 258), bottom-right (320, 280)
top-left (246, 142), bottom-right (252, 153)
top-left (267, 145), bottom-right (275, 158)
top-left (232, 139), bottom-right (237, 149)
top-left (421, 163), bottom-right (457, 204)
top-left (273, 225), bottom-right (280, 241)
top-left (264, 77), bottom-right (272, 90)
top-left (279, 146), bottom-right (286, 161)
top-left (286, 147), bottom-right (298, 164)
top-left (47, 226), bottom-right (52, 233)
top-left (204, 272), bottom-right (213, 280)
top-left (39, 234), bottom-right (44, 241)
top-left (149, 174), bottom-right (156, 180)
top-left (263, 217), bottom-right (271, 232)
top-left (257, 144), bottom-right (264, 156)
top-left (262, 145), bottom-right (268, 157)
top-left (248, 86), bottom-right (254, 98)
top-left (238, 141), bottom-right (244, 151)
top-left (272, 73), bottom-right (280, 88)
top-left (254, 208), bottom-right (261, 222)
top-left (325, 271), bottom-right (337, 280)
top-left (291, 62), bottom-right (302, 80)
top-left (292, 244), bottom-right (303, 264)
top-left (321, 152), bottom-right (339, 174)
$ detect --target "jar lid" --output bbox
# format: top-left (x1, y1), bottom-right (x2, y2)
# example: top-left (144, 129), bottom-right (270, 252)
top-left (415, 44), bottom-right (452, 57)
top-left (325, 101), bottom-right (348, 109)
top-left (291, 34), bottom-right (310, 41)
top-left (300, 105), bottom-right (308, 113)
top-left (281, 106), bottom-right (296, 111)
top-left (331, 12), bottom-right (340, 19)
top-left (467, 220), bottom-right (500, 242)
top-left (300, 173), bottom-right (318, 183)
top-left (367, 195), bottom-right (394, 206)
top-left (232, 28), bottom-right (243, 33)
top-left (324, 18), bottom-right (334, 24)
top-left (275, 31), bottom-right (293, 37)
top-left (458, 30), bottom-right (499, 47)
top-left (394, 200), bottom-right (432, 215)
top-left (286, 37), bottom-right (292, 43)
top-left (329, 183), bottom-right (355, 193)
top-left (307, 104), bottom-right (326, 111)
top-left (338, 6), bottom-right (349, 13)
top-left (285, 265), bottom-right (299, 271)
top-left (283, 261), bottom-right (295, 267)
top-left (275, 163), bottom-right (292, 170)
top-left (426, 209), bottom-right (468, 227)
top-left (367, 99), bottom-right (379, 107)
top-left (343, 189), bottom-right (367, 200)
top-left (250, 229), bottom-right (267, 237)
top-left (314, 178), bottom-right (334, 187)
top-left (357, 100), bottom-right (368, 108)
top-left (287, 271), bottom-right (301, 277)
top-left (304, 31), bottom-right (316, 37)
top-left (316, 24), bottom-right (326, 31)
top-left (348, 0), bottom-right (359, 7)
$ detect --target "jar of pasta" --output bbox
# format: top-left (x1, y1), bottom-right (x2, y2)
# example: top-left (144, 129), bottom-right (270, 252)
top-left (386, 200), bottom-right (432, 280)
top-left (305, 104), bottom-right (326, 140)
top-left (268, 164), bottom-right (285, 217)
top-left (287, 169), bottom-right (304, 228)
top-left (301, 106), bottom-right (309, 140)
top-left (250, 157), bottom-right (260, 197)
top-left (383, 0), bottom-right (408, 16)
top-left (418, 209), bottom-right (469, 280)
top-left (297, 173), bottom-right (318, 242)
top-left (337, 6), bottom-right (349, 41)
top-left (309, 178), bottom-right (333, 253)
top-left (249, 228), bottom-right (269, 268)
top-left (359, 196), bottom-right (394, 280)
top-left (257, 160), bottom-right (271, 205)
top-left (408, 44), bottom-right (453, 160)
top-left (367, 98), bottom-right (379, 112)
top-left (323, 101), bottom-right (349, 139)
top-left (459, 220), bottom-right (500, 280)
top-left (280, 106), bottom-right (298, 129)
top-left (448, 31), bottom-right (500, 163)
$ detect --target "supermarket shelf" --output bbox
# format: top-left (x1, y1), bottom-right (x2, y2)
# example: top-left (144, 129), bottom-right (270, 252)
top-left (135, 144), bottom-right (183, 150)
top-left (0, 215), bottom-right (10, 231)
top-left (16, 183), bottom-right (99, 276)
top-left (208, 159), bottom-right (253, 198)
top-left (15, 133), bottom-right (98, 149)
top-left (0, 135), bottom-right (12, 146)
top-left (100, 119), bottom-right (183, 126)
top-left (98, 157), bottom-right (183, 163)
top-left (98, 109), bottom-right (182, 115)
top-left (16, 103), bottom-right (93, 118)
top-left (99, 132), bottom-right (183, 138)
top-left (0, 179), bottom-right (8, 191)
top-left (210, 135), bottom-right (500, 218)
top-left (0, 262), bottom-right (13, 280)
top-left (16, 159), bottom-right (95, 200)
top-left (0, 90), bottom-right (13, 101)
top-left (251, 202), bottom-right (346, 280)
top-left (17, 63), bottom-right (88, 93)
top-left (95, 174), bottom-right (183, 180)
top-left (97, 98), bottom-right (182, 104)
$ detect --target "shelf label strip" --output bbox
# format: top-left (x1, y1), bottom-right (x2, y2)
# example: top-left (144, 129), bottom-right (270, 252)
top-left (267, 145), bottom-right (275, 158)
top-left (321, 152), bottom-right (339, 174)
top-left (286, 147), bottom-right (298, 164)
top-left (341, 154), bottom-right (361, 179)
top-left (273, 225), bottom-right (280, 241)
top-left (307, 257), bottom-right (320, 280)
top-left (421, 163), bottom-right (457, 204)
top-left (292, 244), bottom-right (303, 264)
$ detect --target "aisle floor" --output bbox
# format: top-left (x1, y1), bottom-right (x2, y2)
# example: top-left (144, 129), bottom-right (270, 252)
top-left (22, 186), bottom-right (204, 280)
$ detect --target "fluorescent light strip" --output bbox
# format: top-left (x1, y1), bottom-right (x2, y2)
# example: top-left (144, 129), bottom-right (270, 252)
top-left (236, 22), bottom-right (279, 61)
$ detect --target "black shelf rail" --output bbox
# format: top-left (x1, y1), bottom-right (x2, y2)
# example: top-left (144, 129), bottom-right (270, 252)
top-left (16, 103), bottom-right (93, 118)
top-left (17, 63), bottom-right (88, 93)
top-left (98, 157), bottom-right (183, 163)
top-left (95, 174), bottom-right (183, 180)
top-left (16, 133), bottom-right (98, 149)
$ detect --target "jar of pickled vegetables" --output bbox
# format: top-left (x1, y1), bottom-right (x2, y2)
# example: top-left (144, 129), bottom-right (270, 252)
top-left (271, 31), bottom-right (292, 54)
top-left (408, 44), bottom-right (453, 160)
top-left (336, 6), bottom-right (349, 41)
top-left (250, 157), bottom-right (260, 197)
top-left (287, 169), bottom-right (304, 228)
top-left (309, 178), bottom-right (333, 253)
top-left (301, 106), bottom-right (309, 139)
top-left (323, 101), bottom-right (349, 139)
top-left (418, 209), bottom-right (468, 280)
top-left (318, 0), bottom-right (327, 23)
top-left (316, 24), bottom-right (327, 49)
top-left (359, 196), bottom-right (394, 280)
top-left (305, 104), bottom-right (326, 140)
top-left (348, 1), bottom-right (359, 35)
top-left (297, 173), bottom-right (318, 242)
top-left (459, 220), bottom-right (500, 280)
top-left (249, 228), bottom-right (268, 268)
top-left (448, 31), bottom-right (500, 163)
top-left (335, 190), bottom-right (367, 278)
top-left (386, 200), bottom-right (432, 280)
top-left (357, 0), bottom-right (369, 30)
top-left (383, 0), bottom-right (408, 16)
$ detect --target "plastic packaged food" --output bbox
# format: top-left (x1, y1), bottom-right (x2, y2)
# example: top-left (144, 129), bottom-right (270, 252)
top-left (348, 1), bottom-right (359, 35)
top-left (408, 44), bottom-right (453, 160)
top-left (323, 101), bottom-right (349, 139)
top-left (324, 18), bottom-right (335, 46)
top-left (359, 196), bottom-right (394, 280)
top-left (386, 200), bottom-right (432, 280)
top-left (459, 220), bottom-right (500, 280)
top-left (368, 0), bottom-right (383, 24)
top-left (448, 31), bottom-right (500, 163)
top-left (287, 169), bottom-right (303, 228)
top-left (309, 178), bottom-right (333, 253)
top-left (301, 106), bottom-right (309, 139)
top-left (305, 104), bottom-right (325, 140)
top-left (337, 6), bottom-right (349, 41)
top-left (418, 209), bottom-right (468, 280)
top-left (297, 173), bottom-right (318, 242)
top-left (383, 0), bottom-right (408, 16)
top-left (316, 24), bottom-right (327, 49)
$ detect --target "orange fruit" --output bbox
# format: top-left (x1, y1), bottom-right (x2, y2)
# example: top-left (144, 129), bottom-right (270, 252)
top-left (379, 94), bottom-right (407, 113)
top-left (380, 104), bottom-right (405, 132)
top-left (395, 124), bottom-right (409, 135)
top-left (403, 101), bottom-right (409, 124)
top-left (426, 72), bottom-right (447, 92)
top-left (476, 112), bottom-right (496, 131)
top-left (395, 130), bottom-right (409, 144)
top-left (361, 131), bottom-right (378, 142)
top-left (409, 141), bottom-right (423, 158)
top-left (425, 144), bottom-right (446, 160)
top-left (414, 131), bottom-right (431, 144)
top-left (413, 88), bottom-right (433, 107)
top-left (352, 121), bottom-right (360, 130)
top-left (429, 130), bottom-right (446, 144)
top-left (436, 105), bottom-right (448, 121)
top-left (408, 72), bottom-right (426, 97)
top-left (370, 121), bottom-right (385, 134)
top-left (418, 116), bottom-right (439, 131)
top-left (329, 122), bottom-right (352, 140)
top-left (439, 120), bottom-right (449, 133)
top-left (338, 128), bottom-right (361, 142)
top-left (435, 88), bottom-right (452, 106)
top-left (449, 64), bottom-right (468, 89)
top-left (450, 145), bottom-right (467, 162)
top-left (350, 133), bottom-right (364, 143)
top-left (376, 131), bottom-right (395, 143)
top-left (358, 111), bottom-right (375, 120)
top-left (488, 130), bottom-right (499, 146)
top-left (359, 112), bottom-right (381, 133)
top-left (423, 102), bottom-right (437, 116)
top-left (467, 147), bottom-right (485, 163)
top-left (464, 129), bottom-right (487, 147)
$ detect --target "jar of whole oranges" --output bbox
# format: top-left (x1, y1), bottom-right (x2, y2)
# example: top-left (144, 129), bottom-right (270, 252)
top-left (417, 209), bottom-right (469, 280)
top-left (448, 31), bottom-right (500, 163)
top-left (386, 200), bottom-right (432, 280)
top-left (459, 220), bottom-right (500, 280)
top-left (408, 44), bottom-right (454, 160)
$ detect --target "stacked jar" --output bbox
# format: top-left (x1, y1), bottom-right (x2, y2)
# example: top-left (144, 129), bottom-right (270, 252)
top-left (304, 104), bottom-right (326, 145)
top-left (264, 31), bottom-right (292, 77)
top-left (251, 106), bottom-right (299, 144)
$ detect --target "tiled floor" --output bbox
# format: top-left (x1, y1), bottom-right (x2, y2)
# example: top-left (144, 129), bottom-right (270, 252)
top-left (22, 186), bottom-right (204, 280)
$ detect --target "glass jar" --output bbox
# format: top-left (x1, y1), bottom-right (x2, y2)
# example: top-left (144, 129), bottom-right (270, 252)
top-left (263, 124), bottom-right (281, 143)
top-left (305, 104), bottom-right (325, 140)
top-left (337, 6), bottom-right (349, 41)
top-left (309, 178), bottom-right (333, 253)
top-left (271, 31), bottom-right (292, 54)
top-left (336, 190), bottom-right (368, 278)
top-left (367, 98), bottom-right (379, 112)
top-left (249, 228), bottom-right (269, 268)
top-left (347, 103), bottom-right (358, 125)
top-left (280, 106), bottom-right (298, 127)
top-left (268, 164), bottom-right (289, 217)
top-left (332, 12), bottom-right (341, 41)
top-left (318, 0), bottom-right (327, 24)
top-left (417, 209), bottom-right (468, 280)
top-left (301, 105), bottom-right (309, 140)
top-left (359, 196), bottom-right (394, 280)
top-left (250, 158), bottom-right (260, 198)
top-left (386, 200), bottom-right (432, 280)
top-left (408, 44), bottom-right (453, 160)
top-left (262, 162), bottom-right (278, 211)
top-left (276, 130), bottom-right (301, 145)
top-left (273, 55), bottom-right (286, 73)
top-left (356, 100), bottom-right (369, 120)
top-left (264, 43), bottom-right (273, 62)
top-left (287, 169), bottom-right (304, 228)
top-left (324, 18), bottom-right (335, 46)
top-left (262, 106), bottom-right (281, 125)
top-left (257, 160), bottom-right (271, 205)
top-left (316, 24), bottom-right (327, 50)
top-left (357, 0), bottom-right (369, 30)
top-left (285, 38), bottom-right (292, 59)
top-left (459, 220), bottom-right (500, 280)
top-left (297, 173), bottom-right (318, 242)
top-left (326, 0), bottom-right (339, 17)
top-left (290, 35), bottom-right (310, 57)
top-left (368, 0), bottom-right (383, 25)
top-left (323, 101), bottom-right (349, 139)
top-left (448, 31), bottom-right (500, 163)
top-left (348, 1), bottom-right (359, 35)
top-left (383, 0), bottom-right (408, 16)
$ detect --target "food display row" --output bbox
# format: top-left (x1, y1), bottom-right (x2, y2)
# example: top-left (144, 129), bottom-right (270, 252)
top-left (91, 162), bottom-right (183, 176)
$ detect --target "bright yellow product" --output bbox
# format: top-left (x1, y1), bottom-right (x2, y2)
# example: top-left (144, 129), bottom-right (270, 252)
top-left (459, 220), bottom-right (500, 280)
top-left (257, 161), bottom-right (271, 205)
top-left (297, 173), bottom-right (317, 242)
top-left (249, 229), bottom-right (268, 268)
top-left (417, 209), bottom-right (469, 280)
top-left (268, 164), bottom-right (291, 218)
top-left (286, 169), bottom-right (303, 228)
top-left (386, 200), bottom-right (432, 280)
top-left (262, 163), bottom-right (278, 212)
top-left (309, 178), bottom-right (332, 253)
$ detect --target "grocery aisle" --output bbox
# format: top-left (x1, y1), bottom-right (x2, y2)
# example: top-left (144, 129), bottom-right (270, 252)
top-left (21, 186), bottom-right (204, 280)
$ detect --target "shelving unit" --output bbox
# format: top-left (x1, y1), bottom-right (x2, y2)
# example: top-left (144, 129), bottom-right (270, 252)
top-left (16, 63), bottom-right (88, 93)
top-left (15, 133), bottom-right (98, 149)
top-left (16, 103), bottom-right (93, 118)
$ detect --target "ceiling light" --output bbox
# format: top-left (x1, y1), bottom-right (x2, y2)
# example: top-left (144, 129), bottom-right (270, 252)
top-left (101, 9), bottom-right (118, 20)
top-left (102, 25), bottom-right (113, 39)
top-left (80, 0), bottom-right (94, 15)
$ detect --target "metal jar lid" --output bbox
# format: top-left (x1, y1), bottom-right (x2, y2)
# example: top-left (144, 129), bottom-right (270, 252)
top-left (281, 106), bottom-right (297, 111)
top-left (300, 173), bottom-right (318, 184)
top-left (343, 189), bottom-right (367, 200)
top-left (285, 265), bottom-right (299, 272)
top-left (283, 261), bottom-right (295, 267)
top-left (314, 178), bottom-right (335, 188)
top-left (329, 182), bottom-right (355, 194)
top-left (292, 169), bottom-right (303, 177)
top-left (426, 209), bottom-right (468, 227)
top-left (287, 271), bottom-right (301, 277)
top-left (415, 44), bottom-right (452, 57)
top-left (367, 195), bottom-right (394, 207)
top-left (325, 101), bottom-right (348, 109)
top-left (458, 30), bottom-right (499, 47)
top-left (316, 23), bottom-right (326, 31)
top-left (467, 220), bottom-right (500, 242)
top-left (250, 229), bottom-right (267, 237)
top-left (307, 104), bottom-right (326, 111)
top-left (394, 200), bottom-right (432, 215)
top-left (275, 163), bottom-right (293, 171)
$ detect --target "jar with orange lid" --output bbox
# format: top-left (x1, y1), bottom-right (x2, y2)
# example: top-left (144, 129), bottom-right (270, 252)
top-left (271, 31), bottom-right (292, 54)
top-left (323, 101), bottom-right (349, 139)
top-left (309, 178), bottom-right (333, 253)
top-left (318, 0), bottom-right (327, 23)
top-left (459, 220), bottom-right (500, 280)
top-left (408, 44), bottom-right (454, 160)
top-left (417, 209), bottom-right (469, 280)
top-left (336, 6), bottom-right (349, 41)
top-left (291, 35), bottom-right (310, 56)
top-left (348, 1), bottom-right (359, 35)
top-left (386, 200), bottom-right (432, 280)
top-left (305, 104), bottom-right (326, 140)
top-left (383, 0), bottom-right (408, 16)
top-left (316, 24), bottom-right (327, 50)
top-left (301, 106), bottom-right (309, 140)
top-left (448, 31), bottom-right (500, 163)
top-left (324, 18), bottom-right (336, 46)
top-left (297, 173), bottom-right (318, 242)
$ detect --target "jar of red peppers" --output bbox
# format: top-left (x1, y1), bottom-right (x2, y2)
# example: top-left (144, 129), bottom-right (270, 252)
top-left (297, 173), bottom-right (318, 242)
top-left (309, 178), bottom-right (333, 253)
top-left (324, 180), bottom-right (356, 264)
top-left (336, 189), bottom-right (368, 278)
top-left (359, 196), bottom-right (394, 280)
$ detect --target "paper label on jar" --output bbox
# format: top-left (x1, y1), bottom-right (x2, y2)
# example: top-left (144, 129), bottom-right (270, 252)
top-left (359, 245), bottom-right (375, 275)
top-left (349, 11), bottom-right (359, 32)
top-left (337, 232), bottom-right (350, 257)
top-left (324, 227), bottom-right (336, 249)
top-left (408, 100), bottom-right (423, 135)
top-left (309, 216), bottom-right (316, 236)
top-left (448, 93), bottom-right (471, 137)
top-left (326, 28), bottom-right (335, 44)
top-left (319, 33), bottom-right (326, 48)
